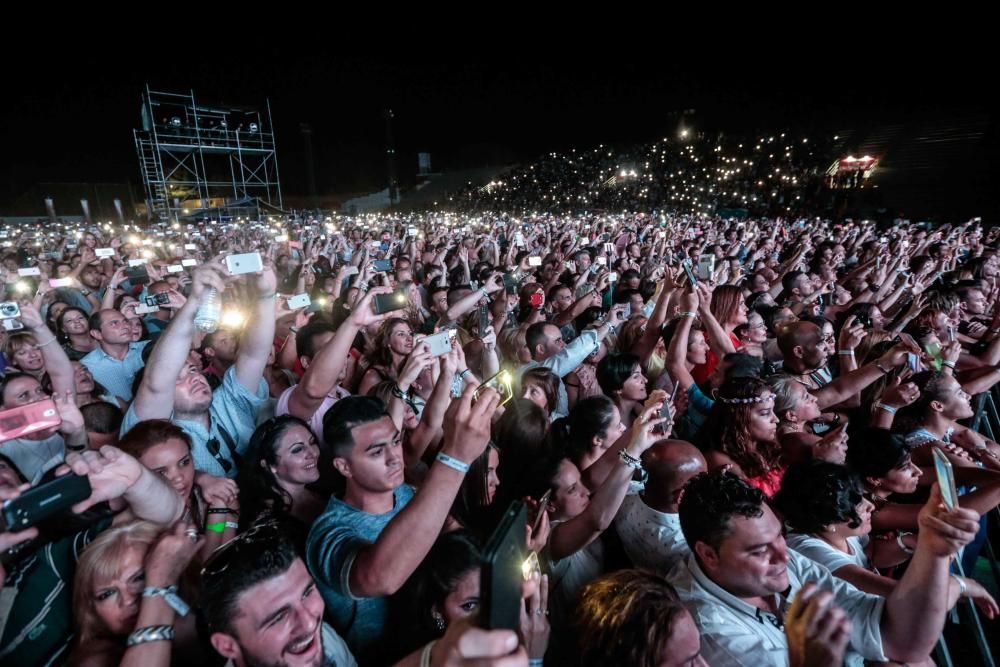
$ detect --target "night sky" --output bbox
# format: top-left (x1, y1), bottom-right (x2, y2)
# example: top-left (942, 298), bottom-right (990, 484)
top-left (2, 48), bottom-right (993, 210)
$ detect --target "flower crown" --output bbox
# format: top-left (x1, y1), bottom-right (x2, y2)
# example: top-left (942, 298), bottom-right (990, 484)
top-left (715, 392), bottom-right (775, 405)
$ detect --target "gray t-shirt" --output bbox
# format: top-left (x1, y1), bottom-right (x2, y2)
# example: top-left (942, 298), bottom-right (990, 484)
top-left (305, 485), bottom-right (415, 663)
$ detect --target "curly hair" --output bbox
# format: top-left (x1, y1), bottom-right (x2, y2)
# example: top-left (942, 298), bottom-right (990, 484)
top-left (576, 569), bottom-right (688, 667)
top-left (774, 461), bottom-right (865, 534)
top-left (892, 370), bottom-right (951, 434)
top-left (698, 377), bottom-right (780, 478)
top-left (678, 471), bottom-right (766, 551)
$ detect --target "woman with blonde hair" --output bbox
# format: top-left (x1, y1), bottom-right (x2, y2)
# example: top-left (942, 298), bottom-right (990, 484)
top-left (70, 520), bottom-right (203, 667)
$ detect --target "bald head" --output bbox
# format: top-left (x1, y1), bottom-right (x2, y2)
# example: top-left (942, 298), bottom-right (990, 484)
top-left (777, 321), bottom-right (820, 357)
top-left (641, 440), bottom-right (707, 512)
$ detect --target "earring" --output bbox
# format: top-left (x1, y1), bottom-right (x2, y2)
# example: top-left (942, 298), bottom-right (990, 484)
top-left (434, 615), bottom-right (445, 632)
top-left (829, 526), bottom-right (836, 533)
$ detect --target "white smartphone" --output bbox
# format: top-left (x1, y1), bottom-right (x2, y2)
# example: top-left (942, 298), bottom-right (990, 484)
top-left (134, 303), bottom-right (160, 315)
top-left (422, 329), bottom-right (456, 357)
top-left (274, 235), bottom-right (289, 242)
top-left (95, 248), bottom-right (116, 258)
top-left (166, 265), bottom-right (184, 273)
top-left (225, 253), bottom-right (263, 275)
top-left (596, 257), bottom-right (607, 266)
top-left (565, 261), bottom-right (576, 273)
top-left (128, 259), bottom-right (147, 267)
top-left (181, 259), bottom-right (198, 267)
top-left (49, 278), bottom-right (74, 288)
top-left (287, 293), bottom-right (311, 309)
top-left (17, 268), bottom-right (41, 277)
top-left (607, 272), bottom-right (619, 283)
top-left (697, 254), bottom-right (716, 281)
top-left (528, 256), bottom-right (542, 267)
top-left (184, 243), bottom-right (198, 251)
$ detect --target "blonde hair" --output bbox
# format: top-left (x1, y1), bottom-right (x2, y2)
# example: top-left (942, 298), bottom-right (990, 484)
top-left (2, 331), bottom-right (39, 361)
top-left (497, 324), bottom-right (529, 365)
top-left (73, 521), bottom-right (162, 643)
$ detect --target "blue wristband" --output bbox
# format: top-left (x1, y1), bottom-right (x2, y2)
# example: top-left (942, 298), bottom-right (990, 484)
top-left (436, 452), bottom-right (470, 474)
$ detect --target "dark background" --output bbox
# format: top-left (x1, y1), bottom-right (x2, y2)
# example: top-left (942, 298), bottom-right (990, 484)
top-left (1, 49), bottom-right (994, 216)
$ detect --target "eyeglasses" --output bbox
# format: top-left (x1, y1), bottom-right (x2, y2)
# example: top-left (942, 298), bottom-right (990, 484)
top-left (201, 519), bottom-right (282, 578)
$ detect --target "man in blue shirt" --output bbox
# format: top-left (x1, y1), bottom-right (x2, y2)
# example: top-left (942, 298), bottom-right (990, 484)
top-left (80, 309), bottom-right (149, 401)
top-left (120, 260), bottom-right (275, 477)
top-left (306, 385), bottom-right (498, 664)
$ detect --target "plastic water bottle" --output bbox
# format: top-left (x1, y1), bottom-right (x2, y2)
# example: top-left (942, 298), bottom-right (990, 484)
top-left (194, 288), bottom-right (221, 333)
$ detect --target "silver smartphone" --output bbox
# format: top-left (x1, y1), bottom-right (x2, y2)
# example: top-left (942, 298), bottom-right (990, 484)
top-left (225, 252), bottom-right (263, 275)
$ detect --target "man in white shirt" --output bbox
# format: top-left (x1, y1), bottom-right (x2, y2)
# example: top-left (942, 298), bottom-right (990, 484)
top-left (669, 471), bottom-right (980, 666)
top-left (615, 440), bottom-right (705, 573)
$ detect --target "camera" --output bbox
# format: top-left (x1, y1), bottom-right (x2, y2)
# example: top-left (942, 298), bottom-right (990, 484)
top-left (0, 302), bottom-right (21, 319)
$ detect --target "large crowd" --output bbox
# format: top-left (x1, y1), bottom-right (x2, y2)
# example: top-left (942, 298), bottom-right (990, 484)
top-left (0, 204), bottom-right (998, 667)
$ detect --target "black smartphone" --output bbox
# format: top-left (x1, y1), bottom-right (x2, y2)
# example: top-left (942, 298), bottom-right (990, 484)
top-left (1, 474), bottom-right (92, 533)
top-left (144, 293), bottom-right (170, 307)
top-left (480, 500), bottom-right (527, 631)
top-left (372, 259), bottom-right (393, 272)
top-left (478, 304), bottom-right (490, 338)
top-left (502, 272), bottom-right (521, 295)
top-left (372, 290), bottom-right (408, 315)
top-left (125, 266), bottom-right (150, 285)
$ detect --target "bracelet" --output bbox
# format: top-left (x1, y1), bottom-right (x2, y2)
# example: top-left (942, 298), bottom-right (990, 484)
top-left (875, 402), bottom-right (897, 415)
top-left (875, 362), bottom-right (892, 375)
top-left (36, 337), bottom-right (59, 348)
top-left (529, 660), bottom-right (544, 667)
top-left (126, 624), bottom-right (175, 647)
top-left (143, 586), bottom-right (190, 617)
top-left (459, 368), bottom-right (472, 381)
top-left (837, 349), bottom-right (855, 356)
top-left (206, 507), bottom-right (238, 516)
top-left (420, 641), bottom-right (436, 667)
top-left (951, 573), bottom-right (967, 595)
top-left (942, 360), bottom-right (957, 369)
top-left (896, 532), bottom-right (914, 555)
top-left (619, 449), bottom-right (643, 470)
top-left (206, 521), bottom-right (227, 533)
top-left (391, 383), bottom-right (410, 400)
top-left (289, 325), bottom-right (301, 334)
top-left (678, 311), bottom-right (697, 319)
top-left (258, 292), bottom-right (277, 300)
top-left (225, 521), bottom-right (239, 530)
top-left (436, 452), bottom-right (470, 474)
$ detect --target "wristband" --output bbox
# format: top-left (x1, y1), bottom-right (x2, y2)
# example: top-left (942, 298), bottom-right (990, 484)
top-left (126, 625), bottom-right (175, 647)
top-left (436, 452), bottom-right (470, 474)
top-left (874, 402), bottom-right (897, 415)
top-left (206, 521), bottom-right (226, 533)
top-left (837, 349), bottom-right (855, 356)
top-left (142, 586), bottom-right (190, 617)
top-left (896, 532), bottom-right (914, 555)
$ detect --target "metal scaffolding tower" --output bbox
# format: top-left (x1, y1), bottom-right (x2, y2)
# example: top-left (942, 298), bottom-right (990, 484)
top-left (133, 85), bottom-right (283, 222)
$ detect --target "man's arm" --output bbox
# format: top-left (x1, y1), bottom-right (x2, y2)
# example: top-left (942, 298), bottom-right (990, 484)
top-left (131, 264), bottom-right (226, 420)
top-left (879, 484), bottom-right (981, 663)
top-left (233, 265), bottom-right (277, 393)
top-left (347, 386), bottom-right (499, 597)
top-left (813, 345), bottom-right (910, 410)
top-left (539, 307), bottom-right (624, 378)
top-left (61, 446), bottom-right (185, 526)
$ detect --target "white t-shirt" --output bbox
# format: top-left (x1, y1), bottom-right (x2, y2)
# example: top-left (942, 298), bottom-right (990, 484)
top-left (224, 623), bottom-right (355, 667)
top-left (613, 494), bottom-right (688, 573)
top-left (787, 533), bottom-right (871, 574)
top-left (0, 433), bottom-right (66, 483)
top-left (275, 385), bottom-right (351, 442)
